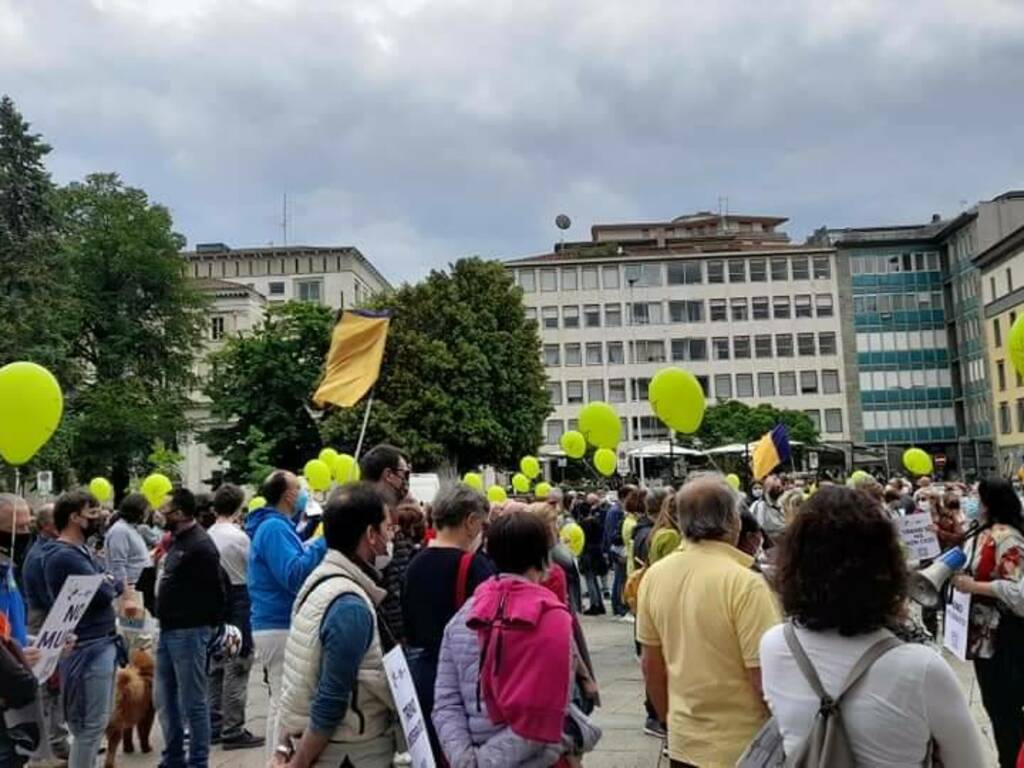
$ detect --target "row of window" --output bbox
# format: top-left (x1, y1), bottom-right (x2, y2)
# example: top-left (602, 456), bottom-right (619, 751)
top-left (849, 252), bottom-right (941, 276)
top-left (862, 408), bottom-right (957, 431)
top-left (529, 294), bottom-right (835, 329)
top-left (542, 332), bottom-right (839, 366)
top-left (998, 400), bottom-right (1024, 435)
top-left (995, 359), bottom-right (1024, 392)
top-left (546, 368), bottom-right (843, 406)
top-left (516, 255), bottom-right (832, 293)
top-left (191, 254), bottom-right (350, 279)
top-left (852, 291), bottom-right (944, 314)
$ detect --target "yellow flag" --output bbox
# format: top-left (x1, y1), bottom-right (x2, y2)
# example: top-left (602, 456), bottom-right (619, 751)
top-left (313, 310), bottom-right (391, 408)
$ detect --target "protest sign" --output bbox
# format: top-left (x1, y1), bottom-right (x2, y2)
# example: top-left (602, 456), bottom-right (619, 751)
top-left (898, 512), bottom-right (941, 561)
top-left (30, 574), bottom-right (103, 681)
top-left (943, 587), bottom-right (971, 661)
top-left (382, 646), bottom-right (436, 768)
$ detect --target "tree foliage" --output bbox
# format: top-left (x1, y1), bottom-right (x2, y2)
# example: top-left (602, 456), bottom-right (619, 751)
top-left (689, 400), bottom-right (819, 447)
top-left (320, 257), bottom-right (551, 472)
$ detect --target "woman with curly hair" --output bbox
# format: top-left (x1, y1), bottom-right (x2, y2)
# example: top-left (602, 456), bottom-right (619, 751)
top-left (760, 485), bottom-right (984, 766)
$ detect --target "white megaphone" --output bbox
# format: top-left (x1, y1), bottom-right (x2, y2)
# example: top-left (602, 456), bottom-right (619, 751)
top-left (909, 547), bottom-right (968, 608)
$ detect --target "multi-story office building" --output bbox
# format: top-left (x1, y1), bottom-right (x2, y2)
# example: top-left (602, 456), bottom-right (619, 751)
top-left (181, 242), bottom-right (391, 309)
top-left (506, 212), bottom-right (863, 463)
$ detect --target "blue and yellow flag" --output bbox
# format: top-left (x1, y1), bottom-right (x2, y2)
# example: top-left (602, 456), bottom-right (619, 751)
top-left (313, 309), bottom-right (391, 408)
top-left (751, 424), bottom-right (792, 481)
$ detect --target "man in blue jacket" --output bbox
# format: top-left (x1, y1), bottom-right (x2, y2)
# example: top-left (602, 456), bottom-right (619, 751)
top-left (246, 470), bottom-right (327, 758)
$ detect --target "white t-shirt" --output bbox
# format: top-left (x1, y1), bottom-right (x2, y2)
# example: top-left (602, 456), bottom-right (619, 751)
top-left (208, 520), bottom-right (250, 586)
top-left (760, 625), bottom-right (986, 768)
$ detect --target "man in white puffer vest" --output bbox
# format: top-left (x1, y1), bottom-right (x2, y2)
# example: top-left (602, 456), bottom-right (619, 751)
top-left (273, 482), bottom-right (397, 768)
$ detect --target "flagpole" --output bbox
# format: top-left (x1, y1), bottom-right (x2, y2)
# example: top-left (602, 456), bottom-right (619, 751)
top-left (354, 389), bottom-right (375, 461)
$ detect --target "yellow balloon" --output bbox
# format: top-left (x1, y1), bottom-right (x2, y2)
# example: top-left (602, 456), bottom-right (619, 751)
top-left (903, 447), bottom-right (933, 476)
top-left (593, 448), bottom-right (617, 477)
top-left (247, 495), bottom-right (267, 512)
top-left (726, 473), bottom-right (741, 490)
top-left (579, 402), bottom-right (621, 449)
top-left (560, 430), bottom-right (586, 460)
top-left (0, 362), bottom-right (64, 466)
top-left (560, 522), bottom-right (585, 557)
top-left (88, 477), bottom-right (113, 503)
top-left (520, 456), bottom-right (541, 479)
top-left (649, 368), bottom-right (706, 434)
top-left (141, 473), bottom-right (173, 508)
top-left (319, 447), bottom-right (340, 466)
top-left (487, 485), bottom-right (508, 503)
top-left (1010, 314), bottom-right (1024, 379)
top-left (333, 453), bottom-right (361, 483)
top-left (304, 459), bottom-right (332, 491)
top-left (463, 472), bottom-right (484, 492)
top-left (535, 481), bottom-right (552, 499)
top-left (512, 473), bottom-right (531, 493)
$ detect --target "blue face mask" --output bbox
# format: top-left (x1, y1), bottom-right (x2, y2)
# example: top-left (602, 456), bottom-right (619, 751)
top-left (291, 489), bottom-right (309, 525)
top-left (962, 497), bottom-right (980, 520)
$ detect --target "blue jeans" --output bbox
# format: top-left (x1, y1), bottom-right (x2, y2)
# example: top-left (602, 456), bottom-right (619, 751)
top-left (156, 627), bottom-right (212, 768)
top-left (67, 641), bottom-right (116, 768)
top-left (611, 559), bottom-right (627, 616)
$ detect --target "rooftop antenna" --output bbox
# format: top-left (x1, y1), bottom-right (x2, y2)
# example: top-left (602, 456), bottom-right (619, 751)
top-left (555, 213), bottom-right (571, 248)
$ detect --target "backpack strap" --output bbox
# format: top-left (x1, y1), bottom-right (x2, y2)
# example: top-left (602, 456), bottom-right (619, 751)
top-left (783, 623), bottom-right (902, 714)
top-left (454, 551), bottom-right (474, 609)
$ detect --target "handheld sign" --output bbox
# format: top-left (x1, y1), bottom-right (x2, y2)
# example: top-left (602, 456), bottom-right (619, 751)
top-left (382, 647), bottom-right (436, 768)
top-left (943, 588), bottom-right (971, 661)
top-left (898, 512), bottom-right (941, 561)
top-left (30, 574), bottom-right (103, 681)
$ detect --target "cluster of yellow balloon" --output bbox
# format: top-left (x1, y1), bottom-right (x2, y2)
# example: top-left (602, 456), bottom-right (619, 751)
top-left (903, 448), bottom-right (933, 476)
top-left (141, 473), bottom-right (173, 508)
top-left (333, 453), bottom-right (360, 483)
top-left (512, 473), bottom-right (530, 493)
top-left (319, 447), bottom-right (340, 466)
top-left (89, 477), bottom-right (113, 504)
top-left (650, 367), bottom-right (706, 434)
top-left (578, 402), bottom-right (620, 450)
top-left (462, 472), bottom-right (484, 492)
top-left (520, 456), bottom-right (541, 479)
top-left (0, 362), bottom-right (64, 467)
top-left (303, 459), bottom-right (332, 491)
top-left (559, 430), bottom-right (586, 459)
top-left (593, 448), bottom-right (616, 477)
top-left (486, 485), bottom-right (507, 503)
top-left (534, 481), bottom-right (552, 499)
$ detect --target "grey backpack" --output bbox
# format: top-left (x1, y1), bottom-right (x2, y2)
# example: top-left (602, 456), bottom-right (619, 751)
top-left (737, 623), bottom-right (902, 768)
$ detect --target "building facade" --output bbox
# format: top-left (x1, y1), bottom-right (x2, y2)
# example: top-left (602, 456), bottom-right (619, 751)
top-left (506, 213), bottom-right (863, 464)
top-left (181, 243), bottom-right (391, 310)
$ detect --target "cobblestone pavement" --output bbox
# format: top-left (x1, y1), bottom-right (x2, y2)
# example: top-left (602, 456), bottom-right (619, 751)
top-left (117, 614), bottom-right (997, 768)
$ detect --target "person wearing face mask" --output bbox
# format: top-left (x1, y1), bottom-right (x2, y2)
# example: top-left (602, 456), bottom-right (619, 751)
top-left (751, 475), bottom-right (787, 544)
top-left (402, 484), bottom-right (495, 761)
top-left (44, 491), bottom-right (122, 768)
top-left (359, 443), bottom-right (412, 510)
top-left (0, 495), bottom-right (32, 648)
top-left (273, 482), bottom-right (398, 768)
top-left (246, 470), bottom-right (328, 759)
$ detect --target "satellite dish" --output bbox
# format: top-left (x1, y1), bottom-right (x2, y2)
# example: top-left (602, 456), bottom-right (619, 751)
top-left (555, 214), bottom-right (572, 231)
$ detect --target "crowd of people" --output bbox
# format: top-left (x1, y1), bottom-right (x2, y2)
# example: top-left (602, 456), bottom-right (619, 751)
top-left (3, 452), bottom-right (1024, 767)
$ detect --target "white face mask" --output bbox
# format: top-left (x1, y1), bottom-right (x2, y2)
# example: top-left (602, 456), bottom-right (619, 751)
top-left (752, 489), bottom-right (763, 499)
top-left (374, 540), bottom-right (394, 571)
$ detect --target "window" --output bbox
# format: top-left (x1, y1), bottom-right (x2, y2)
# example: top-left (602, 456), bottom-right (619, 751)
top-left (524, 307), bottom-right (537, 324)
top-left (584, 304), bottom-right (601, 327)
top-left (669, 300), bottom-right (704, 323)
top-left (734, 336), bottom-right (751, 359)
top-left (609, 379), bottom-right (626, 403)
top-left (543, 344), bottom-right (560, 366)
top-left (210, 316), bottom-right (225, 340)
top-left (1017, 399), bottom-right (1024, 433)
top-left (605, 304), bottom-right (622, 327)
top-left (632, 378), bottom-right (651, 400)
top-left (815, 294), bottom-right (834, 318)
top-left (728, 260), bottom-right (746, 283)
top-left (755, 335), bottom-right (773, 358)
top-left (998, 360), bottom-right (1007, 391)
top-left (714, 374), bottom-right (733, 399)
top-left (779, 371), bottom-right (797, 395)
top-left (752, 297), bottom-right (770, 320)
top-left (561, 268), bottom-right (578, 291)
top-left (671, 338), bottom-right (707, 361)
top-left (822, 369), bottom-right (841, 394)
top-left (624, 263), bottom-right (662, 287)
top-left (731, 297), bottom-right (749, 321)
top-left (710, 299), bottom-right (727, 321)
top-left (736, 373), bottom-right (754, 397)
top-left (818, 332), bottom-right (837, 355)
top-left (562, 306), bottom-right (579, 328)
top-left (600, 265), bottom-right (618, 289)
top-left (581, 267), bottom-right (599, 290)
top-left (296, 279), bottom-right (322, 303)
top-left (995, 318), bottom-right (1003, 347)
top-left (795, 294), bottom-right (812, 318)
top-left (798, 333), bottom-right (816, 356)
top-left (800, 370), bottom-right (818, 394)
top-left (771, 258), bottom-right (788, 281)
top-left (630, 302), bottom-right (663, 325)
top-left (607, 341), bottom-right (625, 365)
top-left (667, 261), bottom-right (702, 285)
top-left (749, 258), bottom-right (767, 282)
top-left (269, 281), bottom-right (285, 296)
top-left (1009, 268), bottom-right (1014, 293)
top-left (776, 334), bottom-right (794, 357)
top-left (1000, 402), bottom-right (1012, 434)
top-left (773, 296), bottom-right (790, 319)
top-left (713, 337), bottom-right (730, 360)
top-left (707, 260), bottom-right (725, 283)
top-left (813, 256), bottom-right (831, 280)
top-left (632, 340), bottom-right (666, 363)
top-left (792, 257), bottom-right (810, 280)
top-left (587, 379), bottom-right (604, 402)
top-left (545, 420), bottom-right (564, 444)
top-left (585, 342), bottom-right (603, 365)
top-left (546, 381), bottom-right (562, 405)
top-left (542, 306), bottom-right (559, 329)
top-left (540, 269), bottom-right (557, 291)
top-left (565, 343), bottom-right (582, 366)
top-left (566, 381), bottom-right (584, 404)
top-left (804, 410), bottom-right (822, 432)
top-left (758, 372), bottom-right (776, 397)
top-left (824, 408), bottom-right (843, 434)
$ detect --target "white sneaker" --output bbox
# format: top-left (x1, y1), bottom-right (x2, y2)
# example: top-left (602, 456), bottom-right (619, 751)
top-left (394, 752), bottom-right (413, 766)
top-left (618, 614), bottom-right (635, 624)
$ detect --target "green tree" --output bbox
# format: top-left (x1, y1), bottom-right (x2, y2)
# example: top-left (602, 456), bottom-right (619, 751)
top-left (59, 173), bottom-right (207, 493)
top-left (202, 302), bottom-right (334, 482)
top-left (689, 400), bottom-right (819, 447)
top-left (320, 257), bottom-right (551, 471)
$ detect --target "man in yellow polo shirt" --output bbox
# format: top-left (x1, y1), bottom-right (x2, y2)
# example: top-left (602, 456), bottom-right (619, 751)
top-left (637, 474), bottom-right (780, 768)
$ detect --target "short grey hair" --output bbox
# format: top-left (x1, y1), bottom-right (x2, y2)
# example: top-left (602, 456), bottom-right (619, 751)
top-left (675, 474), bottom-right (740, 542)
top-left (432, 483), bottom-right (489, 530)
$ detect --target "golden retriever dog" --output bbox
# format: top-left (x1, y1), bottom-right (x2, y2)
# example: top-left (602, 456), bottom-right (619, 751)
top-left (104, 648), bottom-right (155, 768)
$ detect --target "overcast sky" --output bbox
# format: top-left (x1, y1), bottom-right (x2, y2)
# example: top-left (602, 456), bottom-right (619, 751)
top-left (2, 0), bottom-right (1023, 283)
